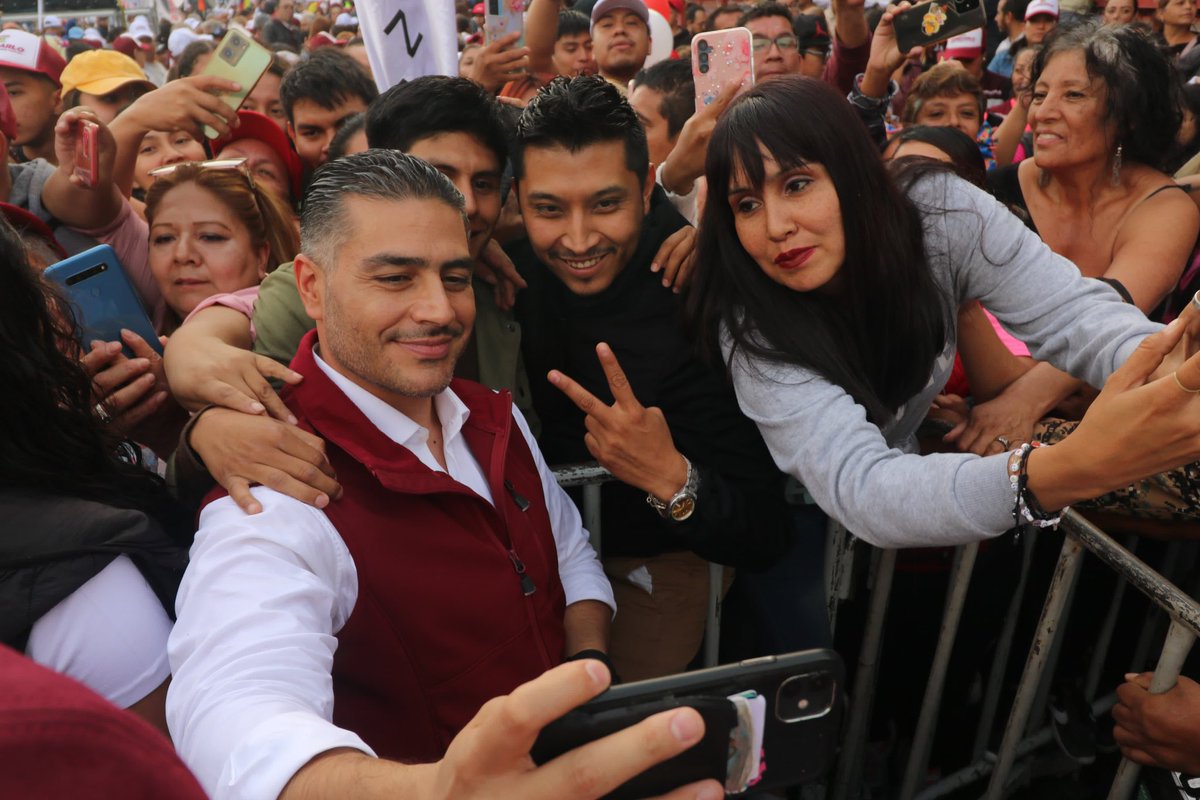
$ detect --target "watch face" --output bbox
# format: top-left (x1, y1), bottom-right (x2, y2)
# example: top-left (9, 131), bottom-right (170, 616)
top-left (669, 495), bottom-right (696, 522)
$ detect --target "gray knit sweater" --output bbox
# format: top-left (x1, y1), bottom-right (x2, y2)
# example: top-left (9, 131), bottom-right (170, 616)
top-left (725, 173), bottom-right (1159, 548)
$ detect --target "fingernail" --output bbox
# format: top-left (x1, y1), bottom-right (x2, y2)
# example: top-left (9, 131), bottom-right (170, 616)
top-left (585, 660), bottom-right (608, 686)
top-left (662, 278), bottom-right (671, 287)
top-left (107, 341), bottom-right (122, 353)
top-left (315, 494), bottom-right (329, 508)
top-left (250, 402), bottom-right (265, 413)
top-left (650, 262), bottom-right (660, 272)
top-left (670, 709), bottom-right (702, 742)
top-left (694, 784), bottom-right (723, 800)
top-left (1167, 318), bottom-right (1183, 333)
top-left (1125, 672), bottom-right (1139, 680)
top-left (547, 371), bottom-right (561, 385)
top-left (121, 328), bottom-right (133, 338)
top-left (287, 414), bottom-right (298, 425)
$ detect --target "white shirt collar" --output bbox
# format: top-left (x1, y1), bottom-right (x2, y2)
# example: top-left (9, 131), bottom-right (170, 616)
top-left (312, 345), bottom-right (470, 461)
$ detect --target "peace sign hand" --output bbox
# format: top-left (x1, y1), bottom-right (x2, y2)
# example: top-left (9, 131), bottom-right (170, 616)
top-left (548, 343), bottom-right (689, 504)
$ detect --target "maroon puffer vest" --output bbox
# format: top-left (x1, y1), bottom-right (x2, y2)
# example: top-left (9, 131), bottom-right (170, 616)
top-left (282, 331), bottom-right (566, 762)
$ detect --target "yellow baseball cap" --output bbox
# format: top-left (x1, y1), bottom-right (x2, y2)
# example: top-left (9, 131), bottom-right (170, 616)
top-left (60, 50), bottom-right (155, 97)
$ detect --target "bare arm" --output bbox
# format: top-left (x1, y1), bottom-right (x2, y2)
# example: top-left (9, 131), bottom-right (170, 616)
top-left (41, 109), bottom-right (124, 231)
top-left (954, 301), bottom-right (1034, 401)
top-left (831, 0), bottom-right (869, 50)
top-left (526, 0), bottom-right (563, 76)
top-left (992, 95), bottom-right (1029, 169)
top-left (1107, 186), bottom-right (1200, 311)
top-left (562, 600), bottom-right (612, 657)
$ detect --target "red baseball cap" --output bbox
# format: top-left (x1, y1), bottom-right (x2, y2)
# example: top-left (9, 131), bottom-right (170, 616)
top-left (0, 84), bottom-right (16, 141)
top-left (212, 110), bottom-right (304, 201)
top-left (0, 29), bottom-right (67, 86)
top-left (112, 34), bottom-right (152, 58)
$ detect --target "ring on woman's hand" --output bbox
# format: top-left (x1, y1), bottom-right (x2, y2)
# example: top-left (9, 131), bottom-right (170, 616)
top-left (995, 435), bottom-right (1011, 449)
top-left (93, 402), bottom-right (112, 423)
top-left (1191, 290), bottom-right (1200, 311)
top-left (1173, 371), bottom-right (1200, 393)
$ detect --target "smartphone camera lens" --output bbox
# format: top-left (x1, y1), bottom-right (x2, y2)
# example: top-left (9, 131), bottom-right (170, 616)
top-left (223, 47), bottom-right (235, 59)
top-left (698, 40), bottom-right (710, 52)
top-left (699, 63), bottom-right (709, 73)
top-left (775, 673), bottom-right (836, 723)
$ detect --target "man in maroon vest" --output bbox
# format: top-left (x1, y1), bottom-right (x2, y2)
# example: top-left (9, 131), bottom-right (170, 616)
top-left (167, 150), bottom-right (644, 800)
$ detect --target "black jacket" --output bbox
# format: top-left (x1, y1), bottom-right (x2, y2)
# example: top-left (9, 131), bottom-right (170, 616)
top-left (0, 488), bottom-right (190, 651)
top-left (507, 189), bottom-right (792, 569)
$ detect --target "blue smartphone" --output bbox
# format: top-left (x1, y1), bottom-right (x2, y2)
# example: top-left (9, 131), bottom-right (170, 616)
top-left (44, 245), bottom-right (162, 356)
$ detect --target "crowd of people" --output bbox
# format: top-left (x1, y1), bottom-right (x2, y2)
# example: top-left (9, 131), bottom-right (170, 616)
top-left (5, 0), bottom-right (1200, 796)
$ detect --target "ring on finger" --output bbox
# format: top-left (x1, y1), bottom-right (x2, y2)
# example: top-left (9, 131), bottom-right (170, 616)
top-left (93, 402), bottom-right (112, 423)
top-left (1191, 289), bottom-right (1200, 312)
top-left (995, 435), bottom-right (1011, 449)
top-left (1174, 371), bottom-right (1200, 393)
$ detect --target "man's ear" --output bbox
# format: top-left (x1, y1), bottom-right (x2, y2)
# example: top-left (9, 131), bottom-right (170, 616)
top-left (294, 253), bottom-right (326, 322)
top-left (643, 163), bottom-right (657, 214)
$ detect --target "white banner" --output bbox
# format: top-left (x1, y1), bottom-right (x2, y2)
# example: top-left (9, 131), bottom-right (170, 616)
top-left (357, 0), bottom-right (458, 93)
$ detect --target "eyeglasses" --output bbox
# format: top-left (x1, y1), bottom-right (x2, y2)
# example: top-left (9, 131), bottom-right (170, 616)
top-left (148, 157), bottom-right (257, 191)
top-left (752, 34), bottom-right (800, 52)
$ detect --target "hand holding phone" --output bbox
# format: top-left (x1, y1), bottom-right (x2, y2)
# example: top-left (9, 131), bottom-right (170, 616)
top-left (892, 0), bottom-right (987, 55)
top-left (199, 28), bottom-right (273, 139)
top-left (692, 27), bottom-right (755, 113)
top-left (532, 650), bottom-right (843, 798)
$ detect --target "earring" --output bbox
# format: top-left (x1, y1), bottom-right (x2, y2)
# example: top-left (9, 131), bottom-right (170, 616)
top-left (1112, 144), bottom-right (1123, 186)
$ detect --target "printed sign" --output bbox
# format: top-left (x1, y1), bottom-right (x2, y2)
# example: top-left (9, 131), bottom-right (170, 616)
top-left (356, 0), bottom-right (458, 91)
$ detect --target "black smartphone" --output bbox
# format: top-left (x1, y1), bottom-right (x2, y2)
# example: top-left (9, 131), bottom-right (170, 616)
top-left (531, 649), bottom-right (843, 799)
top-left (893, 0), bottom-right (987, 54)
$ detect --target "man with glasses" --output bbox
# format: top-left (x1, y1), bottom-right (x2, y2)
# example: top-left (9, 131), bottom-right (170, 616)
top-left (742, 3), bottom-right (805, 80)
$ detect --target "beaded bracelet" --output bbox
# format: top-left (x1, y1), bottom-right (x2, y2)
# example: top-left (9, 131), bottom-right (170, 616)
top-left (1008, 442), bottom-right (1065, 528)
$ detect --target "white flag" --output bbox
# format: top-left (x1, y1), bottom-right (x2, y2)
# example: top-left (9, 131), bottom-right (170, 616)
top-left (356, 0), bottom-right (458, 92)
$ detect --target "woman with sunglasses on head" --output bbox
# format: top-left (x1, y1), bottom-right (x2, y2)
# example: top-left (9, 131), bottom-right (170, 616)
top-left (41, 111), bottom-right (297, 457)
top-left (685, 64), bottom-right (1200, 549)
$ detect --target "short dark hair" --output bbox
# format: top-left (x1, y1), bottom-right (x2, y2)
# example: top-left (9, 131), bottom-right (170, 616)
top-left (633, 59), bottom-right (695, 139)
top-left (686, 3), bottom-right (706, 23)
top-left (902, 62), bottom-right (985, 121)
top-left (1005, 0), bottom-right (1031, 21)
top-left (301, 149), bottom-right (467, 267)
top-left (707, 4), bottom-right (746, 30)
top-left (558, 9), bottom-right (590, 37)
top-left (279, 48), bottom-right (378, 124)
top-left (1032, 19), bottom-right (1181, 170)
top-left (167, 39), bottom-right (215, 80)
top-left (512, 75), bottom-right (649, 186)
top-left (738, 1), bottom-right (793, 27)
top-left (365, 76), bottom-right (510, 166)
top-left (328, 111), bottom-right (366, 161)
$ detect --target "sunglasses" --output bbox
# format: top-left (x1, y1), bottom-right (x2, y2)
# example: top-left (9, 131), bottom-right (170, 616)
top-left (148, 157), bottom-right (257, 191)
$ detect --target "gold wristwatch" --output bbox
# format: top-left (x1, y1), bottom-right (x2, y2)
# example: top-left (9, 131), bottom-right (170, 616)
top-left (646, 457), bottom-right (699, 522)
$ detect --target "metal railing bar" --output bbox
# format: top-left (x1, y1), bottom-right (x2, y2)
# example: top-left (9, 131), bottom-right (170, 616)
top-left (830, 546), bottom-right (898, 800)
top-left (1062, 514), bottom-right (1200, 636)
top-left (973, 532), bottom-right (1037, 762)
top-left (1106, 620), bottom-right (1197, 800)
top-left (983, 534), bottom-right (1086, 800)
top-left (898, 542), bottom-right (980, 800)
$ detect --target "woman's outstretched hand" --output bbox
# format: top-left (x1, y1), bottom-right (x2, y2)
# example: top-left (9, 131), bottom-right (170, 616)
top-left (1027, 314), bottom-right (1200, 511)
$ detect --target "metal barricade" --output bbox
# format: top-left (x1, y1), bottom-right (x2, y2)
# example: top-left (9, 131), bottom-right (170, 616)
top-left (550, 462), bottom-right (724, 668)
top-left (826, 510), bottom-right (1200, 800)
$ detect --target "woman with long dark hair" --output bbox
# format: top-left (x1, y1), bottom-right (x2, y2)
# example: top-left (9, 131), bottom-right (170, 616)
top-left (0, 216), bottom-right (192, 737)
top-left (687, 75), bottom-right (1200, 548)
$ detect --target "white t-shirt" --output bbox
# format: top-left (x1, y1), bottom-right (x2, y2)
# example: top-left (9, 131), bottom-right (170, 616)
top-left (26, 554), bottom-right (173, 708)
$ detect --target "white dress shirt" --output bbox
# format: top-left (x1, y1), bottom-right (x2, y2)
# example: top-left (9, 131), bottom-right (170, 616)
top-left (167, 350), bottom-right (614, 800)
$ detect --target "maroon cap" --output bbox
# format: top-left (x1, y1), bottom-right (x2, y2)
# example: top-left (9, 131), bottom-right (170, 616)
top-left (212, 110), bottom-right (305, 201)
top-left (0, 30), bottom-right (67, 86)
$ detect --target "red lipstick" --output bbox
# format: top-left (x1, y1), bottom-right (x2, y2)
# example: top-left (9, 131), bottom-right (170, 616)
top-left (774, 247), bottom-right (815, 270)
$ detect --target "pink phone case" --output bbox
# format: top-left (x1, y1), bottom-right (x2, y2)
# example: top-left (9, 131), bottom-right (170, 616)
top-left (692, 27), bottom-right (755, 114)
top-left (74, 120), bottom-right (99, 189)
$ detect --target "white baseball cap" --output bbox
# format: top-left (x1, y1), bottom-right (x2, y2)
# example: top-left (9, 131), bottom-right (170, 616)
top-left (42, 15), bottom-right (63, 29)
top-left (1025, 0), bottom-right (1059, 19)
